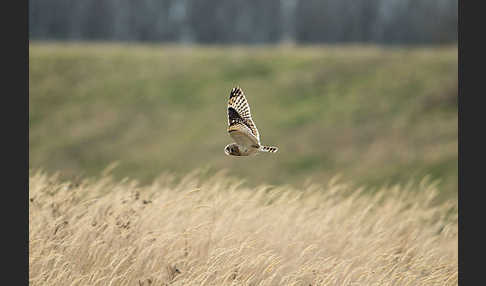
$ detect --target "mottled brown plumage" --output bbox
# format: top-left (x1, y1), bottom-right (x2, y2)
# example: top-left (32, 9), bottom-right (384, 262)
top-left (224, 86), bottom-right (278, 156)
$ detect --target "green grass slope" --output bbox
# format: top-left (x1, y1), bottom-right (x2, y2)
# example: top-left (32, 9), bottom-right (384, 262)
top-left (29, 43), bottom-right (457, 198)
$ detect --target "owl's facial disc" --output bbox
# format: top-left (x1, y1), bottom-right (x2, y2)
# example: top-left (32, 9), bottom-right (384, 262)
top-left (224, 145), bottom-right (232, 155)
top-left (225, 144), bottom-right (239, 156)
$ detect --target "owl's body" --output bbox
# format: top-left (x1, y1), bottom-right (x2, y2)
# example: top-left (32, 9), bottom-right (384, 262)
top-left (224, 87), bottom-right (278, 157)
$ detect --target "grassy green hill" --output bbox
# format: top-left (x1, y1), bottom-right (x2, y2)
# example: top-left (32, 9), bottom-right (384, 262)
top-left (29, 42), bottom-right (457, 198)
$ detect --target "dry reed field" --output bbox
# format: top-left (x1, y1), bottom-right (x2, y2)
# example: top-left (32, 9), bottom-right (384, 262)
top-left (29, 170), bottom-right (457, 285)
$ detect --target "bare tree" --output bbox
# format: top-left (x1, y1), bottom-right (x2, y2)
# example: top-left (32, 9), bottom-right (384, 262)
top-left (29, 0), bottom-right (457, 44)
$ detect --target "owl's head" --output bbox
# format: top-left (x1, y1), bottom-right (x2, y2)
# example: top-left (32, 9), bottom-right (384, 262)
top-left (224, 143), bottom-right (241, 156)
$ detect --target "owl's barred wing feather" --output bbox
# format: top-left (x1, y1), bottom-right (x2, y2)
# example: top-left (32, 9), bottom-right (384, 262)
top-left (225, 86), bottom-right (279, 156)
top-left (227, 87), bottom-right (260, 142)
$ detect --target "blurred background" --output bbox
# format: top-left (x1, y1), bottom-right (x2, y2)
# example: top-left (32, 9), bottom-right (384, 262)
top-left (29, 0), bottom-right (457, 199)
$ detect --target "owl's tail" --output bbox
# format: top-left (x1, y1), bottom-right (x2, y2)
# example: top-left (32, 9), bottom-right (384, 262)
top-left (260, 145), bottom-right (279, 153)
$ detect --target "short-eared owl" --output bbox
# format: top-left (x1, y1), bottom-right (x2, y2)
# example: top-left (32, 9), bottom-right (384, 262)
top-left (224, 86), bottom-right (278, 156)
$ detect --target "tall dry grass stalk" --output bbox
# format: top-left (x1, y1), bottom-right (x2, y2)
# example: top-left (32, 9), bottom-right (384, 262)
top-left (29, 170), bottom-right (457, 285)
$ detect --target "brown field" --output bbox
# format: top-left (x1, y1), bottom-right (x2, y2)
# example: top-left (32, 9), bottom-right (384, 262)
top-left (29, 169), bottom-right (457, 285)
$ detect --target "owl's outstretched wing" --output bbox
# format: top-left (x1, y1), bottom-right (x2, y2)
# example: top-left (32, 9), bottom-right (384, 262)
top-left (227, 86), bottom-right (260, 142)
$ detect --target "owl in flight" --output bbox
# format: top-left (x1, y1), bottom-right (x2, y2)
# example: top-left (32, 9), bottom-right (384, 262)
top-left (224, 86), bottom-right (278, 156)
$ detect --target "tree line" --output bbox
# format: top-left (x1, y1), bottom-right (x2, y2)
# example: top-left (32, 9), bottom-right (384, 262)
top-left (29, 0), bottom-right (457, 44)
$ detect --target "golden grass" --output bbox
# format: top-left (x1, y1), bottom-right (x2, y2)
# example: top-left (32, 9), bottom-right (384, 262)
top-left (29, 170), bottom-right (457, 285)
